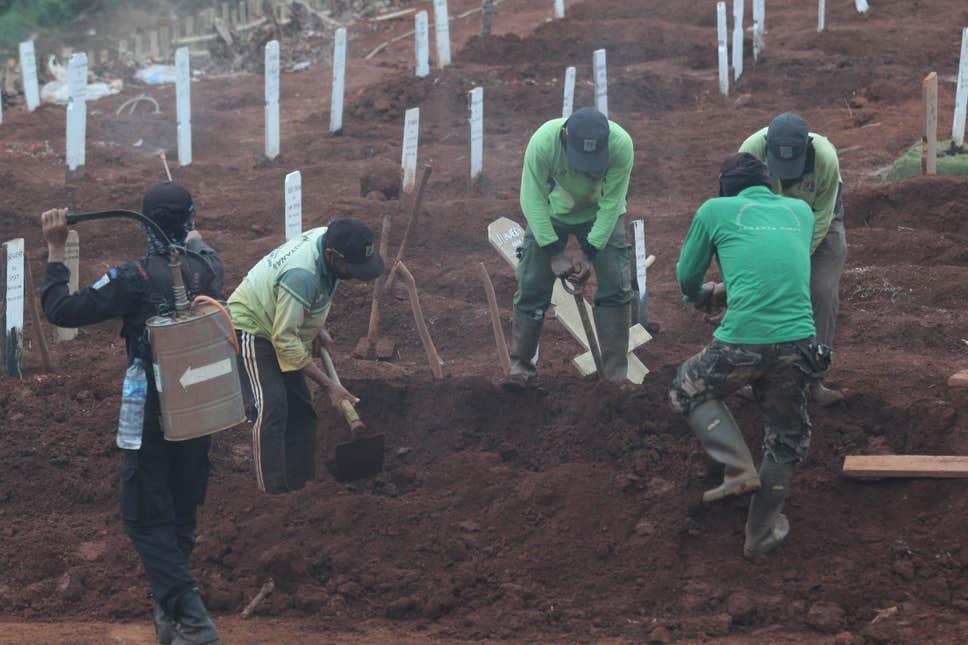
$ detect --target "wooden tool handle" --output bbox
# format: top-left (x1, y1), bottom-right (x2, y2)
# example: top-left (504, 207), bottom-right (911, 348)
top-left (339, 399), bottom-right (366, 432)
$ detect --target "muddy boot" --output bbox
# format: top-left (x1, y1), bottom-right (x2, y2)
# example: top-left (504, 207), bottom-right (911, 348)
top-left (686, 400), bottom-right (761, 503)
top-left (592, 305), bottom-right (630, 383)
top-left (810, 380), bottom-right (844, 407)
top-left (503, 310), bottom-right (543, 390)
top-left (153, 601), bottom-right (176, 645)
top-left (171, 589), bottom-right (220, 645)
top-left (744, 458), bottom-right (794, 558)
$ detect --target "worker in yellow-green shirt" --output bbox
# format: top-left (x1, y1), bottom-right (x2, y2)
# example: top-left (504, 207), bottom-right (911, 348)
top-left (507, 107), bottom-right (634, 388)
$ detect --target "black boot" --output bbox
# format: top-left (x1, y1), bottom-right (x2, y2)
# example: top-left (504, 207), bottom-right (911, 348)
top-left (153, 601), bottom-right (176, 645)
top-left (504, 310), bottom-right (543, 390)
top-left (744, 457), bottom-right (794, 558)
top-left (172, 589), bottom-right (220, 645)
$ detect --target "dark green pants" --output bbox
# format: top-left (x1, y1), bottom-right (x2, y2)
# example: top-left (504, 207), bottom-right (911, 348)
top-left (513, 218), bottom-right (631, 319)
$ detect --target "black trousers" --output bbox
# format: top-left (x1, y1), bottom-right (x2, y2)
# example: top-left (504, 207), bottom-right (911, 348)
top-left (120, 413), bottom-right (210, 615)
top-left (237, 331), bottom-right (318, 494)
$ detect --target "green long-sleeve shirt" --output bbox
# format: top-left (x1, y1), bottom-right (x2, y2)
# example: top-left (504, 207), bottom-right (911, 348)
top-left (739, 127), bottom-right (842, 252)
top-left (228, 227), bottom-right (339, 372)
top-left (676, 186), bottom-right (816, 345)
top-left (519, 117), bottom-right (634, 252)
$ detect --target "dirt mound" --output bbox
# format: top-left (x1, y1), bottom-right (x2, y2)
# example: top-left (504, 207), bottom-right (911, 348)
top-left (849, 175), bottom-right (968, 235)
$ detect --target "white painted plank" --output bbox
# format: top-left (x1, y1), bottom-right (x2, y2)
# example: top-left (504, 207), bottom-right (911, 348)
top-left (469, 87), bottom-right (484, 179)
top-left (55, 231), bottom-right (79, 342)
top-left (264, 40), bottom-right (280, 160)
top-left (175, 47), bottom-right (192, 166)
top-left (854, 0), bottom-right (869, 14)
top-left (952, 27), bottom-right (968, 148)
top-left (817, 0), bottom-right (826, 33)
top-left (593, 49), bottom-right (607, 117)
top-left (752, 0), bottom-right (765, 62)
top-left (633, 219), bottom-right (646, 299)
top-left (5, 238), bottom-right (24, 334)
top-left (66, 53), bottom-right (88, 173)
top-left (732, 0), bottom-right (744, 81)
top-left (330, 27), bottom-right (346, 134)
top-left (717, 3), bottom-right (729, 97)
top-left (285, 171), bottom-right (302, 240)
top-left (415, 11), bottom-right (430, 78)
top-left (401, 107), bottom-right (420, 192)
top-left (562, 66), bottom-right (576, 118)
top-left (19, 41), bottom-right (40, 112)
top-left (433, 0), bottom-right (451, 68)
top-left (553, 0), bottom-right (565, 19)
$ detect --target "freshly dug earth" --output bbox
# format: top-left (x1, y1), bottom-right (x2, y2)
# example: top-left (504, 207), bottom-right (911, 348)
top-left (1, 0), bottom-right (968, 642)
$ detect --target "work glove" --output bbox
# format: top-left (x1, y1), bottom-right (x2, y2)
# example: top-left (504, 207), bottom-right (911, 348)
top-left (694, 281), bottom-right (726, 315)
top-left (550, 252), bottom-right (591, 285)
top-left (579, 240), bottom-right (599, 262)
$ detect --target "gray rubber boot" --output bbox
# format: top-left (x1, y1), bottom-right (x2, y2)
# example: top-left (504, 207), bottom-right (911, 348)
top-left (171, 589), bottom-right (220, 645)
top-left (810, 380), bottom-right (844, 407)
top-left (153, 601), bottom-right (176, 645)
top-left (504, 310), bottom-right (543, 390)
top-left (686, 400), bottom-right (761, 503)
top-left (744, 458), bottom-right (794, 558)
top-left (592, 305), bottom-right (630, 383)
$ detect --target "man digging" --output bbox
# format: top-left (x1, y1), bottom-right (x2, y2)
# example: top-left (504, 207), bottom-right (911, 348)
top-left (506, 107), bottom-right (635, 388)
top-left (670, 154), bottom-right (830, 558)
top-left (739, 112), bottom-right (847, 406)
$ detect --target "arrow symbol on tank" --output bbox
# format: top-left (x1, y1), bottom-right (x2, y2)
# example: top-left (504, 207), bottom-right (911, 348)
top-left (179, 359), bottom-right (232, 389)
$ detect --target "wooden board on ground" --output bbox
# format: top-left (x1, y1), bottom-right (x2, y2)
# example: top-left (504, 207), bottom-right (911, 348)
top-left (948, 369), bottom-right (968, 387)
top-left (487, 217), bottom-right (651, 383)
top-left (842, 455), bottom-right (968, 479)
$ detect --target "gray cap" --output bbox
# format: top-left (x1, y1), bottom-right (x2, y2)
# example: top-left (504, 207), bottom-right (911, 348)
top-left (765, 112), bottom-right (809, 180)
top-left (564, 108), bottom-right (610, 175)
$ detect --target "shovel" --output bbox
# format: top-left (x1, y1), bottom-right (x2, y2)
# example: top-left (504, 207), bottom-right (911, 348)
top-left (560, 277), bottom-right (605, 380)
top-left (320, 348), bottom-right (385, 481)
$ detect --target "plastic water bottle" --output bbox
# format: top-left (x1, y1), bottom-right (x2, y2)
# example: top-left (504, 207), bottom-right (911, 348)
top-left (117, 358), bottom-right (147, 450)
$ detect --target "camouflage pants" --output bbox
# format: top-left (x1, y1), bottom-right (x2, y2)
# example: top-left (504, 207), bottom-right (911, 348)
top-left (670, 339), bottom-right (814, 465)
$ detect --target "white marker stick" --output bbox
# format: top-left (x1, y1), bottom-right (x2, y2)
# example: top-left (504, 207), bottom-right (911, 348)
top-left (554, 0), bottom-right (565, 19)
top-left (562, 66), bottom-right (576, 118)
top-left (952, 27), bottom-right (968, 148)
top-left (469, 87), bottom-right (484, 179)
top-left (717, 2), bottom-right (729, 97)
top-left (753, 0), bottom-right (765, 62)
top-left (433, 0), bottom-right (451, 68)
top-left (55, 231), bottom-right (79, 342)
top-left (415, 11), bottom-right (430, 77)
top-left (817, 0), bottom-right (826, 33)
top-left (401, 107), bottom-right (420, 192)
top-left (19, 41), bottom-right (40, 112)
top-left (4, 238), bottom-right (25, 376)
top-left (175, 47), bottom-right (192, 166)
top-left (330, 27), bottom-right (346, 134)
top-left (633, 220), bottom-right (646, 300)
top-left (855, 0), bottom-right (869, 14)
top-left (66, 53), bottom-right (88, 174)
top-left (285, 171), bottom-right (303, 240)
top-left (593, 49), bottom-right (607, 116)
top-left (265, 40), bottom-right (280, 160)
top-left (732, 0), bottom-right (744, 81)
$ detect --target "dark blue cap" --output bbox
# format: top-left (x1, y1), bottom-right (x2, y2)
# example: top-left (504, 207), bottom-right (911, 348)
top-left (564, 108), bottom-right (610, 175)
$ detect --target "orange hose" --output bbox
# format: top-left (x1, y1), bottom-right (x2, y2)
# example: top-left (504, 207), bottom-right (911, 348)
top-left (192, 295), bottom-right (240, 355)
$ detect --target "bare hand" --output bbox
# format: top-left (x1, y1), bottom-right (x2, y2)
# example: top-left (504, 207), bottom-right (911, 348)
top-left (312, 329), bottom-right (334, 358)
top-left (41, 208), bottom-right (69, 247)
top-left (327, 380), bottom-right (359, 409)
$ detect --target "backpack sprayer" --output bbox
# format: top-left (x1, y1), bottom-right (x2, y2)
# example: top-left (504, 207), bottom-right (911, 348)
top-left (66, 209), bottom-right (246, 441)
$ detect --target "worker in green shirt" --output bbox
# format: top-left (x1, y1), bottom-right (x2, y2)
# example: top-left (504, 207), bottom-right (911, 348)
top-left (670, 153), bottom-right (830, 558)
top-left (739, 112), bottom-right (846, 406)
top-left (507, 107), bottom-right (634, 388)
top-left (228, 219), bottom-right (384, 494)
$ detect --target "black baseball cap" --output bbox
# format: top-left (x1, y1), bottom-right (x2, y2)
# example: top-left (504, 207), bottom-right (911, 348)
top-left (325, 218), bottom-right (384, 281)
top-left (143, 181), bottom-right (195, 221)
top-left (564, 107), bottom-right (610, 175)
top-left (765, 112), bottom-right (810, 180)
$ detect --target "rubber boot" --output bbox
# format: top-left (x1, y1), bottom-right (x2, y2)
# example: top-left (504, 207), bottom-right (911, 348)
top-left (686, 400), bottom-right (761, 503)
top-left (592, 305), bottom-right (630, 383)
top-left (810, 380), bottom-right (844, 407)
top-left (504, 310), bottom-right (543, 390)
top-left (171, 589), bottom-right (220, 645)
top-left (744, 458), bottom-right (794, 558)
top-left (153, 601), bottom-right (176, 645)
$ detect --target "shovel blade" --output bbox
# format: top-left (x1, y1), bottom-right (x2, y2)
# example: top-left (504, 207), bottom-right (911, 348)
top-left (330, 433), bottom-right (385, 481)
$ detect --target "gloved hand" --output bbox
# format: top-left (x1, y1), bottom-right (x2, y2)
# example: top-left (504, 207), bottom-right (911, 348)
top-left (694, 281), bottom-right (726, 314)
top-left (550, 252), bottom-right (591, 285)
top-left (579, 240), bottom-right (599, 262)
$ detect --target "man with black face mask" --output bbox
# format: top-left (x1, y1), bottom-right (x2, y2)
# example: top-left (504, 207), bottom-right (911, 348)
top-left (739, 112), bottom-right (846, 406)
top-left (671, 153), bottom-right (827, 558)
top-left (40, 182), bottom-right (223, 644)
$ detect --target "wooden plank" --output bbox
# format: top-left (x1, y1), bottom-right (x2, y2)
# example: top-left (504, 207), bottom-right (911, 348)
top-left (948, 369), bottom-right (968, 388)
top-left (487, 217), bottom-right (650, 383)
top-left (922, 72), bottom-right (938, 176)
top-left (843, 455), bottom-right (968, 479)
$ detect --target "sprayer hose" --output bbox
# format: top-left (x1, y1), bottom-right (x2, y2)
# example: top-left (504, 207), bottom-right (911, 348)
top-left (192, 295), bottom-right (240, 356)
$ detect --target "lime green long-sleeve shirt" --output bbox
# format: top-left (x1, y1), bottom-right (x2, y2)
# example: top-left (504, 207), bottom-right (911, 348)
top-left (739, 127), bottom-right (842, 252)
top-left (676, 186), bottom-right (816, 345)
top-left (519, 117), bottom-right (634, 252)
top-left (228, 227), bottom-right (339, 372)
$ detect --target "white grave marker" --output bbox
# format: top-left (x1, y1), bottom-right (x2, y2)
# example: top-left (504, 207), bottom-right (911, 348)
top-left (717, 2), bottom-right (729, 97)
top-left (415, 11), bottom-right (430, 77)
top-left (284, 171), bottom-right (302, 240)
top-left (330, 27), bottom-right (346, 134)
top-left (855, 0), bottom-right (869, 14)
top-left (633, 220), bottom-right (646, 302)
top-left (401, 107), bottom-right (420, 193)
top-left (953, 27), bottom-right (968, 148)
top-left (562, 66), bottom-right (576, 118)
top-left (817, 0), bottom-right (826, 33)
top-left (469, 87), bottom-right (484, 179)
top-left (265, 40), bottom-right (280, 160)
top-left (66, 53), bottom-right (88, 175)
top-left (4, 238), bottom-right (24, 376)
top-left (593, 49), bottom-right (607, 116)
top-left (175, 47), bottom-right (192, 166)
top-left (433, 0), bottom-right (451, 68)
top-left (19, 41), bottom-right (40, 112)
top-left (753, 0), bottom-right (765, 62)
top-left (55, 231), bottom-right (79, 342)
top-left (554, 0), bottom-right (565, 19)
top-left (732, 0), bottom-right (744, 81)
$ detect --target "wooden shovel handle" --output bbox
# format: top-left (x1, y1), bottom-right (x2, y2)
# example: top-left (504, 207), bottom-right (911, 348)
top-left (339, 399), bottom-right (366, 433)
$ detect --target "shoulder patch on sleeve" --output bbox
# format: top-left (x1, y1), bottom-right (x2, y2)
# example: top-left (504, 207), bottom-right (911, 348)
top-left (278, 268), bottom-right (321, 310)
top-left (92, 273), bottom-right (111, 290)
